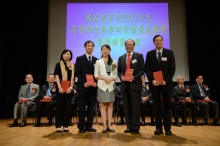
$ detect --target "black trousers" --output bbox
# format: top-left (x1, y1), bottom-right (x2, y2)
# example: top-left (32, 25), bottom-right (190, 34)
top-left (151, 86), bottom-right (172, 131)
top-left (36, 100), bottom-right (56, 123)
top-left (77, 90), bottom-right (96, 130)
top-left (56, 93), bottom-right (72, 128)
top-left (196, 101), bottom-right (219, 119)
top-left (179, 102), bottom-right (197, 122)
top-left (140, 99), bottom-right (154, 122)
top-left (121, 85), bottom-right (141, 131)
top-left (69, 104), bottom-right (77, 122)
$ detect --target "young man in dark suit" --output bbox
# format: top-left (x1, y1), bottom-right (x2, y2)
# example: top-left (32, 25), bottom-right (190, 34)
top-left (191, 74), bottom-right (220, 126)
top-left (75, 40), bottom-right (98, 133)
top-left (35, 74), bottom-right (56, 127)
top-left (172, 75), bottom-right (198, 126)
top-left (117, 39), bottom-right (145, 134)
top-left (145, 35), bottom-right (176, 135)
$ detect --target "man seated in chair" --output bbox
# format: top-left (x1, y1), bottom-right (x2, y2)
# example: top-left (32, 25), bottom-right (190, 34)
top-left (173, 75), bottom-right (198, 126)
top-left (140, 75), bottom-right (154, 126)
top-left (69, 85), bottom-right (78, 126)
top-left (191, 74), bottom-right (220, 126)
top-left (10, 73), bottom-right (39, 127)
top-left (115, 84), bottom-right (125, 125)
top-left (34, 74), bottom-right (56, 127)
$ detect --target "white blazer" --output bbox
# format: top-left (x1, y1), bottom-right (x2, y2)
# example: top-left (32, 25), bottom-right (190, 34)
top-left (94, 58), bottom-right (117, 92)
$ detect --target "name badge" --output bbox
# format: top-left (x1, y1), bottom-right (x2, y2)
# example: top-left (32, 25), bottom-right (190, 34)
top-left (131, 59), bottom-right (137, 64)
top-left (161, 57), bottom-right (167, 61)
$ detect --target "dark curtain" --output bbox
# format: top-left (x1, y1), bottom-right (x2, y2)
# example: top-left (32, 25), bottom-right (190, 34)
top-left (185, 0), bottom-right (220, 111)
top-left (0, 1), bottom-right (49, 118)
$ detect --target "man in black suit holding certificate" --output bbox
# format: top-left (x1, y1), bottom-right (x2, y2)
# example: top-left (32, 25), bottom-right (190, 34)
top-left (145, 35), bottom-right (176, 135)
top-left (117, 39), bottom-right (145, 134)
top-left (75, 40), bottom-right (98, 133)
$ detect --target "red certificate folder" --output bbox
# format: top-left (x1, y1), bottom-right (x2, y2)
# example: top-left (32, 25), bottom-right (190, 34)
top-left (153, 71), bottom-right (164, 84)
top-left (61, 80), bottom-right (70, 91)
top-left (17, 100), bottom-right (28, 103)
top-left (86, 74), bottom-right (95, 85)
top-left (179, 100), bottom-right (194, 103)
top-left (198, 100), bottom-right (213, 103)
top-left (40, 99), bottom-right (52, 102)
top-left (124, 69), bottom-right (134, 80)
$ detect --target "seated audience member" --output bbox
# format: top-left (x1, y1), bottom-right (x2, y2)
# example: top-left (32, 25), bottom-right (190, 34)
top-left (173, 75), bottom-right (198, 126)
top-left (35, 74), bottom-right (56, 127)
top-left (191, 74), bottom-right (220, 126)
top-left (140, 75), bottom-right (155, 126)
top-left (10, 73), bottom-right (40, 127)
top-left (115, 84), bottom-right (125, 125)
top-left (69, 85), bottom-right (78, 126)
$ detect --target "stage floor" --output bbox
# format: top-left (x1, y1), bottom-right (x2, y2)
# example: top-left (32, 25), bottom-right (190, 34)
top-left (0, 117), bottom-right (220, 146)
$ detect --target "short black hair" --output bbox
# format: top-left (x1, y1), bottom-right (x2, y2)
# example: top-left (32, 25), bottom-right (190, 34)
top-left (84, 40), bottom-right (95, 47)
top-left (153, 35), bottom-right (163, 42)
top-left (25, 73), bottom-right (33, 78)
top-left (196, 74), bottom-right (203, 78)
top-left (125, 39), bottom-right (135, 46)
top-left (48, 73), bottom-right (54, 77)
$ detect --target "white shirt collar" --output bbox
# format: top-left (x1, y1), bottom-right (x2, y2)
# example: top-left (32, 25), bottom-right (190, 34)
top-left (86, 53), bottom-right (92, 59)
top-left (156, 48), bottom-right (163, 54)
top-left (127, 51), bottom-right (134, 56)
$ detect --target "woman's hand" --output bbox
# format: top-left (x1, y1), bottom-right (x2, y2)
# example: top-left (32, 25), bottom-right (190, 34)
top-left (59, 87), bottom-right (64, 94)
top-left (65, 88), bottom-right (72, 94)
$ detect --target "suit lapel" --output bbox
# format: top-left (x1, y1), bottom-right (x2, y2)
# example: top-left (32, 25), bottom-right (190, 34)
top-left (83, 54), bottom-right (90, 68)
top-left (130, 52), bottom-right (137, 68)
top-left (122, 53), bottom-right (127, 71)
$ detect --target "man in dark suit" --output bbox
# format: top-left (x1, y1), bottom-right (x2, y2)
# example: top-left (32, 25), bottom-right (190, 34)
top-left (115, 84), bottom-right (125, 125)
top-left (173, 75), bottom-right (198, 126)
top-left (34, 74), bottom-right (56, 127)
top-left (117, 39), bottom-right (145, 134)
top-left (75, 40), bottom-right (98, 133)
top-left (191, 74), bottom-right (220, 126)
top-left (140, 75), bottom-right (154, 126)
top-left (145, 35), bottom-right (176, 135)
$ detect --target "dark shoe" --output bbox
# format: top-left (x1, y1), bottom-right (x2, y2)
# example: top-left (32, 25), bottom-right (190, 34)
top-left (79, 129), bottom-right (85, 133)
top-left (133, 131), bottom-right (139, 134)
top-left (85, 127), bottom-right (97, 132)
top-left (107, 127), bottom-right (115, 133)
top-left (69, 121), bottom-right (73, 126)
top-left (116, 120), bottom-right (125, 125)
top-left (154, 129), bottom-right (163, 135)
top-left (20, 121), bottom-right (26, 127)
top-left (165, 130), bottom-right (173, 135)
top-left (174, 121), bottom-right (182, 127)
top-left (201, 120), bottom-right (208, 125)
top-left (102, 129), bottom-right (107, 133)
top-left (141, 121), bottom-right (145, 126)
top-left (34, 122), bottom-right (41, 127)
top-left (10, 121), bottom-right (18, 127)
top-left (192, 121), bottom-right (199, 126)
top-left (47, 122), bottom-right (53, 126)
top-left (212, 120), bottom-right (220, 126)
top-left (182, 121), bottom-right (189, 125)
top-left (124, 129), bottom-right (132, 133)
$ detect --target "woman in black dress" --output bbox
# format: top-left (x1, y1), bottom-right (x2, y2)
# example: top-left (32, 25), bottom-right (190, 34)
top-left (54, 49), bottom-right (75, 132)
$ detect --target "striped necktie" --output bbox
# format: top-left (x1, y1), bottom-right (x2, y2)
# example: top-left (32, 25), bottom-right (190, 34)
top-left (25, 85), bottom-right (31, 98)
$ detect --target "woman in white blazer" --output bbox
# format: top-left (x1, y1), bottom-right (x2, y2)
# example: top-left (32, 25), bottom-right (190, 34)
top-left (94, 44), bottom-right (117, 133)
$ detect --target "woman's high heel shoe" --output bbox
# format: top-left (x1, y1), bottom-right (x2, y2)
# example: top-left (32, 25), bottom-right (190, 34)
top-left (107, 127), bottom-right (115, 133)
top-left (56, 128), bottom-right (62, 133)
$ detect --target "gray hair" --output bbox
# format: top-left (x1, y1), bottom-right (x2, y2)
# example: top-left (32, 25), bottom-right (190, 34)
top-left (177, 75), bottom-right (184, 80)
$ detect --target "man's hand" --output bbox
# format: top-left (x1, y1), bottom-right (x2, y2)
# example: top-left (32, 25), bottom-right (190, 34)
top-left (23, 98), bottom-right (29, 101)
top-left (127, 76), bottom-right (134, 82)
top-left (121, 76), bottom-right (126, 81)
top-left (43, 96), bottom-right (50, 99)
top-left (204, 96), bottom-right (210, 102)
top-left (152, 80), bottom-right (159, 86)
top-left (160, 80), bottom-right (166, 85)
top-left (185, 97), bottom-right (191, 102)
top-left (91, 82), bottom-right (97, 87)
top-left (84, 82), bottom-right (90, 88)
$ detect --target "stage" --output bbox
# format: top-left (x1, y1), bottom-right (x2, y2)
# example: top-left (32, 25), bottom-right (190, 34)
top-left (0, 117), bottom-right (219, 146)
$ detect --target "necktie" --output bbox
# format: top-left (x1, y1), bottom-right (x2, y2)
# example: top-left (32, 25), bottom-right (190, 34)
top-left (88, 56), bottom-right (92, 66)
top-left (199, 84), bottom-right (206, 96)
top-left (158, 51), bottom-right (161, 65)
top-left (126, 53), bottom-right (131, 69)
top-left (181, 86), bottom-right (184, 93)
top-left (25, 85), bottom-right (31, 98)
top-left (46, 84), bottom-right (52, 96)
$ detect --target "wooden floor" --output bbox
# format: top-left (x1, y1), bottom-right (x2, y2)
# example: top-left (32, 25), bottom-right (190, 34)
top-left (0, 117), bottom-right (220, 146)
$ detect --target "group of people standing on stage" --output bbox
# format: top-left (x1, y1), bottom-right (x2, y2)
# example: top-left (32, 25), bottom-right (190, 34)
top-left (10, 35), bottom-right (220, 135)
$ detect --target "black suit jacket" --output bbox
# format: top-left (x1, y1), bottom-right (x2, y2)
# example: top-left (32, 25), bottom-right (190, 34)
top-left (173, 85), bottom-right (192, 101)
top-left (117, 52), bottom-right (145, 91)
top-left (39, 82), bottom-right (57, 100)
top-left (75, 54), bottom-right (98, 94)
top-left (145, 48), bottom-right (176, 89)
top-left (191, 84), bottom-right (211, 101)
